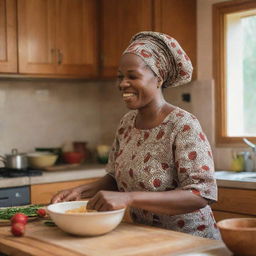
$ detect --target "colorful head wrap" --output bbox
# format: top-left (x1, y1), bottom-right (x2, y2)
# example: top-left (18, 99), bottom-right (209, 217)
top-left (122, 31), bottom-right (193, 88)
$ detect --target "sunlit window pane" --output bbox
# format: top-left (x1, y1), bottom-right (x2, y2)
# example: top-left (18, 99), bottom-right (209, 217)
top-left (242, 16), bottom-right (256, 136)
top-left (226, 12), bottom-right (256, 137)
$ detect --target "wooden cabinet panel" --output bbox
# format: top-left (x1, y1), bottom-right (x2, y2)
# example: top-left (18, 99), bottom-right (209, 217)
top-left (212, 187), bottom-right (256, 216)
top-left (56, 0), bottom-right (98, 77)
top-left (213, 210), bottom-right (255, 222)
top-left (18, 0), bottom-right (98, 77)
top-left (18, 0), bottom-right (56, 74)
top-left (0, 0), bottom-right (17, 73)
top-left (31, 178), bottom-right (99, 204)
top-left (154, 0), bottom-right (197, 79)
top-left (100, 0), bottom-right (153, 77)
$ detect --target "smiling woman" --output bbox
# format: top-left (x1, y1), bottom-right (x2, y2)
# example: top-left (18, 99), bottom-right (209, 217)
top-left (51, 31), bottom-right (220, 240)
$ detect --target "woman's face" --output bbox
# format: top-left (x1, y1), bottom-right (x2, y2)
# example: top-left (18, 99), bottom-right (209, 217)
top-left (117, 54), bottom-right (161, 110)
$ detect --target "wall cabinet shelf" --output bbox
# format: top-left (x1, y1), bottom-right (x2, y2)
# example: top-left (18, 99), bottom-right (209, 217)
top-left (0, 0), bottom-right (197, 79)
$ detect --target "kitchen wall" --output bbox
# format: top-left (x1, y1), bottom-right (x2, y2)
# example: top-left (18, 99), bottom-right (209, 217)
top-left (0, 78), bottom-right (192, 159)
top-left (0, 0), bottom-right (248, 170)
top-left (0, 80), bottom-right (102, 156)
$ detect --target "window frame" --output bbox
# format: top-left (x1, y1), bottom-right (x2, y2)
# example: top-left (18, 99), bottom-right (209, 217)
top-left (213, 0), bottom-right (256, 146)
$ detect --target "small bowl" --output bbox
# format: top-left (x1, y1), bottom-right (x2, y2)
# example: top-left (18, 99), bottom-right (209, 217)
top-left (47, 201), bottom-right (125, 236)
top-left (62, 152), bottom-right (84, 164)
top-left (27, 152), bottom-right (57, 168)
top-left (35, 147), bottom-right (63, 164)
top-left (217, 218), bottom-right (256, 256)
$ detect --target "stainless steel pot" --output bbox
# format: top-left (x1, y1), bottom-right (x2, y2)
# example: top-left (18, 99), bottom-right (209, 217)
top-left (0, 149), bottom-right (28, 169)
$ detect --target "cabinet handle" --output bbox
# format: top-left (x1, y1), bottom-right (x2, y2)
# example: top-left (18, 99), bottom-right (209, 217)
top-left (51, 48), bottom-right (56, 64)
top-left (57, 49), bottom-right (63, 65)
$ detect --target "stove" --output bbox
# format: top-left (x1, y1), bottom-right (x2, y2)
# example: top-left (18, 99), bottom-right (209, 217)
top-left (0, 167), bottom-right (43, 178)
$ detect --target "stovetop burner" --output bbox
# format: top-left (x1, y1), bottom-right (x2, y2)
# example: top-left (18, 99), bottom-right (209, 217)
top-left (0, 167), bottom-right (43, 178)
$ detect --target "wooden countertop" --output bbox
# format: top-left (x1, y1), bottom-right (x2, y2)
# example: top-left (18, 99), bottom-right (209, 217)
top-left (0, 220), bottom-right (231, 256)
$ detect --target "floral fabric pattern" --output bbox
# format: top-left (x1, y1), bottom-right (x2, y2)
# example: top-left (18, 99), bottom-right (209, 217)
top-left (106, 107), bottom-right (221, 239)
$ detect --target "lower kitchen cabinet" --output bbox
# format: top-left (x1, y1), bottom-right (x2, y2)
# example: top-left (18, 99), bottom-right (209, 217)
top-left (212, 187), bottom-right (256, 221)
top-left (31, 178), bottom-right (99, 205)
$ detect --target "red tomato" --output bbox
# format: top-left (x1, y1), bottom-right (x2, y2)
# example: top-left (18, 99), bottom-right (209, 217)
top-left (37, 208), bottom-right (46, 217)
top-left (11, 223), bottom-right (25, 237)
top-left (11, 213), bottom-right (28, 225)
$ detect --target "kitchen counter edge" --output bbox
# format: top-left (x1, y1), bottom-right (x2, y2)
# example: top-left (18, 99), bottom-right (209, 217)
top-left (1, 166), bottom-right (256, 189)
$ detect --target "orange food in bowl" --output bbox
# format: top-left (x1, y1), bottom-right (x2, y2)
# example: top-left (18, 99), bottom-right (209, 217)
top-left (62, 152), bottom-right (83, 164)
top-left (65, 205), bottom-right (96, 214)
top-left (217, 218), bottom-right (256, 256)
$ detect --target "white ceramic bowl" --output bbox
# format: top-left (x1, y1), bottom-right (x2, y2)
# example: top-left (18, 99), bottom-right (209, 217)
top-left (47, 201), bottom-right (125, 236)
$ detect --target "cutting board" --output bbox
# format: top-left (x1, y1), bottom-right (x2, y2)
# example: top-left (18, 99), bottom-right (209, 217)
top-left (0, 221), bottom-right (231, 256)
top-left (42, 164), bottom-right (80, 172)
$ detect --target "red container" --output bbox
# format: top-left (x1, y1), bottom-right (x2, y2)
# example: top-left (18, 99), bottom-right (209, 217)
top-left (73, 141), bottom-right (90, 162)
top-left (63, 152), bottom-right (83, 164)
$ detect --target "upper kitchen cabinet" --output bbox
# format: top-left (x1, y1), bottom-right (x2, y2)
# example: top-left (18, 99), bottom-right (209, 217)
top-left (18, 0), bottom-right (98, 77)
top-left (100, 0), bottom-right (153, 78)
top-left (0, 0), bottom-right (17, 73)
top-left (154, 0), bottom-right (197, 79)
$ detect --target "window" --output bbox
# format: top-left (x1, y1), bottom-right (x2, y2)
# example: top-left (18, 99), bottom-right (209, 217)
top-left (213, 0), bottom-right (256, 145)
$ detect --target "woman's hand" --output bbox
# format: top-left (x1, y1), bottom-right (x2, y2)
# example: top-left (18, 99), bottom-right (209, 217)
top-left (51, 186), bottom-right (89, 204)
top-left (87, 191), bottom-right (132, 211)
top-left (50, 175), bottom-right (118, 204)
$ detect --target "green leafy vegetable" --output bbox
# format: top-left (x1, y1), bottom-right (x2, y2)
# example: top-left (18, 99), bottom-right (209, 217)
top-left (0, 205), bottom-right (44, 220)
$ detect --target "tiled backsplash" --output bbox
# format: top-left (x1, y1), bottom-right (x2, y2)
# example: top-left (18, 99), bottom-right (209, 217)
top-left (0, 77), bottom-right (248, 170)
top-left (0, 79), bottom-right (193, 159)
top-left (0, 79), bottom-right (103, 155)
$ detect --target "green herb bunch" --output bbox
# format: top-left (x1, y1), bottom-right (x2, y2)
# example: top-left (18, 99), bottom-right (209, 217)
top-left (0, 205), bottom-right (44, 219)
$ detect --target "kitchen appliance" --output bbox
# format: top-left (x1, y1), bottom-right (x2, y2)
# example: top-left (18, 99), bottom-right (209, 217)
top-left (0, 149), bottom-right (28, 170)
top-left (0, 167), bottom-right (42, 178)
top-left (0, 186), bottom-right (30, 207)
top-left (0, 168), bottom-right (42, 207)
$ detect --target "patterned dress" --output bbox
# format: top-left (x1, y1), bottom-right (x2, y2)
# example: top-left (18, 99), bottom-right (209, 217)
top-left (106, 106), bottom-right (221, 239)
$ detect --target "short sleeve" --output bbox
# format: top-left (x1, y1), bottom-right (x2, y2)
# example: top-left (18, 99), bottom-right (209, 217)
top-left (174, 116), bottom-right (217, 203)
top-left (105, 134), bottom-right (119, 178)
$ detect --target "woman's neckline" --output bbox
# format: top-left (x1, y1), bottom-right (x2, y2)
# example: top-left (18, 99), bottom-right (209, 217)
top-left (133, 106), bottom-right (177, 131)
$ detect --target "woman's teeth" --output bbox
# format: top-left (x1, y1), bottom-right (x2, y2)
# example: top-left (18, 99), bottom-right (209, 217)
top-left (123, 93), bottom-right (136, 98)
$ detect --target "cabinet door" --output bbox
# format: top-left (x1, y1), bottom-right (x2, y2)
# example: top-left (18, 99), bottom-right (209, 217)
top-left (31, 178), bottom-right (99, 204)
top-left (56, 0), bottom-right (98, 77)
top-left (18, 0), bottom-right (56, 74)
top-left (0, 0), bottom-right (17, 73)
top-left (154, 0), bottom-right (197, 79)
top-left (100, 0), bottom-right (153, 78)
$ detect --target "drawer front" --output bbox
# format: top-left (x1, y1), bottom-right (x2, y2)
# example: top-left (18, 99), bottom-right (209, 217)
top-left (212, 187), bottom-right (256, 215)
